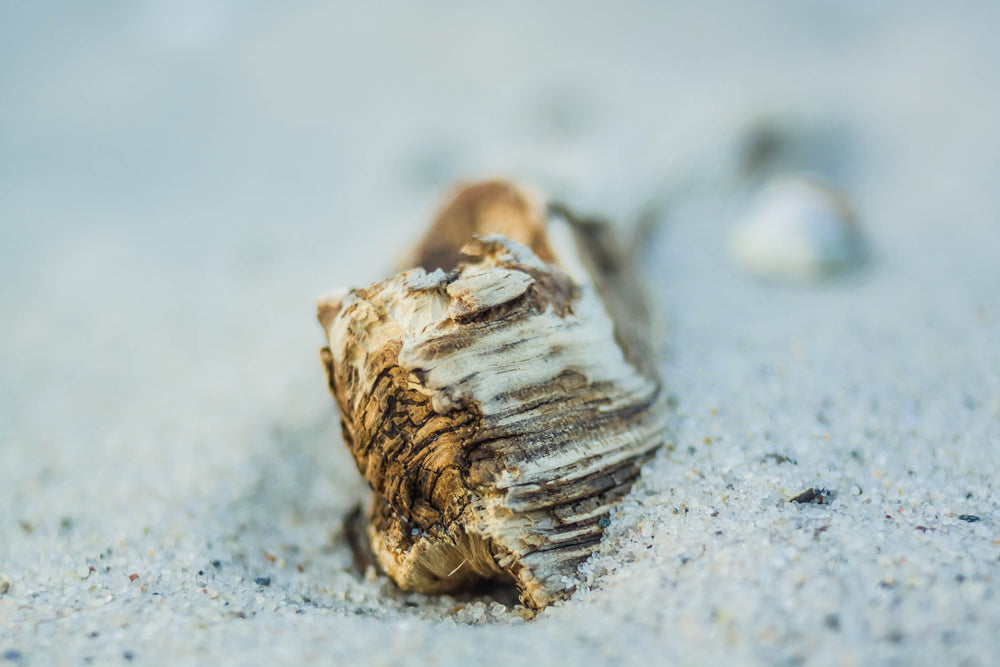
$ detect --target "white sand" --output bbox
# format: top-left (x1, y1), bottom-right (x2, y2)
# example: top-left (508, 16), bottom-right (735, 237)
top-left (2, 3), bottom-right (999, 665)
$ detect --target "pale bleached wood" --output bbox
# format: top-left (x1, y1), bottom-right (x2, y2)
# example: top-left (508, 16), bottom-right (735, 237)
top-left (318, 181), bottom-right (667, 608)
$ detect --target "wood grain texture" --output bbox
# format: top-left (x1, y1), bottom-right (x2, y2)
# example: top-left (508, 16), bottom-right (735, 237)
top-left (318, 181), bottom-right (667, 608)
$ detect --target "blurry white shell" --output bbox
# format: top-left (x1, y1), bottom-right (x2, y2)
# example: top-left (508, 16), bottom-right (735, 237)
top-left (728, 176), bottom-right (865, 282)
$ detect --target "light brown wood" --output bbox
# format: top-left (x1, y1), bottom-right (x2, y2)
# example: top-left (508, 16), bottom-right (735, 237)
top-left (318, 181), bottom-right (667, 608)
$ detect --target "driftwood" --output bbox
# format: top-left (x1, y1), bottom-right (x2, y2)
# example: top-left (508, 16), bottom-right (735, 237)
top-left (318, 181), bottom-right (667, 608)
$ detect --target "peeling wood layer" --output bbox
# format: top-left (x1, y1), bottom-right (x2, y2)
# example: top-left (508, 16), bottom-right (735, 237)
top-left (318, 181), bottom-right (667, 608)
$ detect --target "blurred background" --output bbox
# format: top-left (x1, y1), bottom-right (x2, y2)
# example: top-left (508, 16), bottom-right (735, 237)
top-left (4, 6), bottom-right (1000, 660)
top-left (2, 1), bottom-right (999, 461)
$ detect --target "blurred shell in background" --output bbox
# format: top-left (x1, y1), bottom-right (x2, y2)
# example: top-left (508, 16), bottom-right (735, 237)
top-left (728, 175), bottom-right (866, 283)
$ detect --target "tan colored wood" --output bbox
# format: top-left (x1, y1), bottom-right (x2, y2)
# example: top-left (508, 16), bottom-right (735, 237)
top-left (318, 181), bottom-right (667, 608)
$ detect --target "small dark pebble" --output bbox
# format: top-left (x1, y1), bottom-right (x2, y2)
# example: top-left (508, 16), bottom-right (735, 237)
top-left (89, 631), bottom-right (100, 638)
top-left (198, 570), bottom-right (204, 576)
top-left (598, 517), bottom-right (611, 528)
top-left (3, 649), bottom-right (23, 662)
top-left (812, 525), bottom-right (831, 539)
top-left (124, 651), bottom-right (135, 661)
top-left (255, 577), bottom-right (272, 586)
top-left (824, 613), bottom-right (840, 630)
top-left (789, 487), bottom-right (829, 504)
top-left (958, 515), bottom-right (981, 523)
top-left (212, 560), bottom-right (222, 568)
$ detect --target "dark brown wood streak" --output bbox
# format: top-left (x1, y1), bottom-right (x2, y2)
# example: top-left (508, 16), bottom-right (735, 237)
top-left (318, 181), bottom-right (667, 609)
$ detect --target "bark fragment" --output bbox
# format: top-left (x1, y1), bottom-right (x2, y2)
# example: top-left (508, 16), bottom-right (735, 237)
top-left (318, 180), bottom-right (667, 608)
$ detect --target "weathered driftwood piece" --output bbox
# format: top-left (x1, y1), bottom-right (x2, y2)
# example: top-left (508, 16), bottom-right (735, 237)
top-left (318, 180), bottom-right (667, 608)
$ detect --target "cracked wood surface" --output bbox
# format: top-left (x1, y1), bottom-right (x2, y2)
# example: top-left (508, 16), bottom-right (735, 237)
top-left (318, 181), bottom-right (667, 608)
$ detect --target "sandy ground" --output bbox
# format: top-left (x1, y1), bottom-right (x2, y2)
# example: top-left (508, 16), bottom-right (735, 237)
top-left (2, 3), bottom-right (999, 665)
